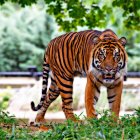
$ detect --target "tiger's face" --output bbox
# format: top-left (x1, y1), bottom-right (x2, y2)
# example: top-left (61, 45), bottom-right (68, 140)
top-left (91, 34), bottom-right (127, 85)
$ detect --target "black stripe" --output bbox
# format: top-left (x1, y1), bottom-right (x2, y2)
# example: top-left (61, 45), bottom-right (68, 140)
top-left (63, 108), bottom-right (73, 111)
top-left (56, 74), bottom-right (73, 82)
top-left (42, 90), bottom-right (47, 95)
top-left (62, 96), bottom-right (72, 100)
top-left (49, 93), bottom-right (58, 101)
top-left (57, 48), bottom-right (65, 72)
top-left (70, 37), bottom-right (74, 58)
top-left (115, 77), bottom-right (120, 81)
top-left (56, 76), bottom-right (73, 89)
top-left (81, 33), bottom-right (86, 72)
top-left (52, 94), bottom-right (59, 97)
top-left (118, 46), bottom-right (126, 70)
top-left (42, 80), bottom-right (48, 85)
top-left (42, 103), bottom-right (48, 108)
top-left (49, 97), bottom-right (56, 102)
top-left (49, 88), bottom-right (55, 93)
top-left (92, 44), bottom-right (103, 68)
top-left (59, 89), bottom-right (72, 94)
top-left (61, 33), bottom-right (74, 75)
top-left (43, 68), bottom-right (49, 73)
top-left (62, 72), bottom-right (74, 81)
top-left (94, 83), bottom-right (100, 93)
top-left (95, 76), bottom-right (103, 85)
top-left (109, 100), bottom-right (115, 104)
top-left (89, 76), bottom-right (100, 93)
top-left (43, 63), bottom-right (49, 67)
top-left (64, 100), bottom-right (73, 105)
top-left (49, 88), bottom-right (59, 94)
top-left (66, 33), bottom-right (75, 71)
top-left (51, 77), bottom-right (56, 83)
top-left (55, 36), bottom-right (65, 74)
top-left (82, 58), bottom-right (85, 73)
top-left (41, 97), bottom-right (45, 101)
top-left (85, 62), bottom-right (89, 72)
top-left (94, 96), bottom-right (98, 102)
top-left (84, 32), bottom-right (95, 71)
top-left (107, 85), bottom-right (115, 89)
top-left (108, 94), bottom-right (116, 100)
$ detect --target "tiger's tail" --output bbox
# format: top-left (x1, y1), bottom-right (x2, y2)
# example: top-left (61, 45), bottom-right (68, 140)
top-left (31, 55), bottom-right (50, 111)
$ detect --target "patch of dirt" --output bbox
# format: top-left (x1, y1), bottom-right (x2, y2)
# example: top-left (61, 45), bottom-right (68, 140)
top-left (1, 118), bottom-right (65, 133)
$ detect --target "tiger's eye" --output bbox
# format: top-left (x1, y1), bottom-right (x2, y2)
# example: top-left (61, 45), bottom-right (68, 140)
top-left (98, 53), bottom-right (104, 60)
top-left (114, 52), bottom-right (120, 61)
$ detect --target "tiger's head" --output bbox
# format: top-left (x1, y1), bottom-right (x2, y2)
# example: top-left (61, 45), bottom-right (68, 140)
top-left (91, 29), bottom-right (128, 85)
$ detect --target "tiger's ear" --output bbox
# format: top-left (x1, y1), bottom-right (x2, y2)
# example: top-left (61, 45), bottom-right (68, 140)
top-left (119, 37), bottom-right (127, 47)
top-left (93, 36), bottom-right (100, 45)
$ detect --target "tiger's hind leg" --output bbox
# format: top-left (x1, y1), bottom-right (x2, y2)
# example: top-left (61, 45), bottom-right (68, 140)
top-left (55, 75), bottom-right (76, 121)
top-left (35, 76), bottom-right (60, 123)
top-left (107, 81), bottom-right (123, 119)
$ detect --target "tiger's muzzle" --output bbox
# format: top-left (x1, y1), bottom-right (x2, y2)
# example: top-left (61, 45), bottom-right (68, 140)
top-left (101, 69), bottom-right (117, 84)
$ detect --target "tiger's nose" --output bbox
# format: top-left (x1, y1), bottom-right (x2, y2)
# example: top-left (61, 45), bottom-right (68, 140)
top-left (105, 66), bottom-right (113, 71)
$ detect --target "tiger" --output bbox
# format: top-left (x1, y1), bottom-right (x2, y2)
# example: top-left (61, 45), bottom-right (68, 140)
top-left (31, 29), bottom-right (127, 123)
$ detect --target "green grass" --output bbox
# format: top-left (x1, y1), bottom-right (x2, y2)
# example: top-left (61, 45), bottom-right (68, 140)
top-left (0, 87), bottom-right (12, 109)
top-left (0, 109), bottom-right (140, 140)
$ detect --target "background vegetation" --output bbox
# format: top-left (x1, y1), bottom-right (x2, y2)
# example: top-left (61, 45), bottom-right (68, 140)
top-left (0, 2), bottom-right (56, 71)
top-left (0, 0), bottom-right (140, 71)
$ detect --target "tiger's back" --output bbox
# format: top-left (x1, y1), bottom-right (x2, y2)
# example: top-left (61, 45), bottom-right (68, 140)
top-left (47, 30), bottom-right (102, 77)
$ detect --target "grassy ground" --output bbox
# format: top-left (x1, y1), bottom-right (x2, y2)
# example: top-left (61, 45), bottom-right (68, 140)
top-left (0, 109), bottom-right (140, 140)
top-left (0, 78), bottom-right (140, 139)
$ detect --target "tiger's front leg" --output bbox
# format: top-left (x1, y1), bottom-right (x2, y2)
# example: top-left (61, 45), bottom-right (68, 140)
top-left (107, 81), bottom-right (123, 118)
top-left (85, 75), bottom-right (100, 118)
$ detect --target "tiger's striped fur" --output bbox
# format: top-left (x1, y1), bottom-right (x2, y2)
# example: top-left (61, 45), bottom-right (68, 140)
top-left (31, 29), bottom-right (127, 123)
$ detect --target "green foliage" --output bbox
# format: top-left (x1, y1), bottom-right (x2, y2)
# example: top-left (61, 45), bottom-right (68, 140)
top-left (0, 88), bottom-right (11, 109)
top-left (128, 57), bottom-right (140, 72)
top-left (112, 0), bottom-right (140, 30)
top-left (46, 0), bottom-right (108, 31)
top-left (0, 96), bottom-right (10, 109)
top-left (0, 110), bottom-right (17, 124)
top-left (0, 3), bottom-right (55, 71)
top-left (125, 41), bottom-right (140, 71)
top-left (0, 0), bottom-right (37, 6)
top-left (0, 0), bottom-right (140, 31)
top-left (1, 109), bottom-right (140, 139)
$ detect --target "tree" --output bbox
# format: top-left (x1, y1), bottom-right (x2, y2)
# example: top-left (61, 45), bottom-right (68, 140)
top-left (0, 0), bottom-right (139, 31)
top-left (0, 3), bottom-right (56, 71)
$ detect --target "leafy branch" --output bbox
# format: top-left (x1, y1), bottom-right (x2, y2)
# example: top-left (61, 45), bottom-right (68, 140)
top-left (0, 0), bottom-right (140, 31)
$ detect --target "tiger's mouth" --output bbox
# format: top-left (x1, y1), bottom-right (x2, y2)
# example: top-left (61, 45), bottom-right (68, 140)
top-left (102, 73), bottom-right (115, 84)
top-left (103, 73), bottom-right (115, 80)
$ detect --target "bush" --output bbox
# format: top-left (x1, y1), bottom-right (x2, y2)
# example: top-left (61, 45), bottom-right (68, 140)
top-left (0, 3), bottom-right (56, 71)
top-left (0, 88), bottom-right (11, 109)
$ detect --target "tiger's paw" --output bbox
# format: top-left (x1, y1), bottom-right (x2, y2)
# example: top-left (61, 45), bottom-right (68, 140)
top-left (30, 119), bottom-right (46, 127)
top-left (29, 116), bottom-right (46, 126)
top-left (35, 117), bottom-right (46, 124)
top-left (29, 120), bottom-right (51, 132)
top-left (87, 112), bottom-right (98, 119)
